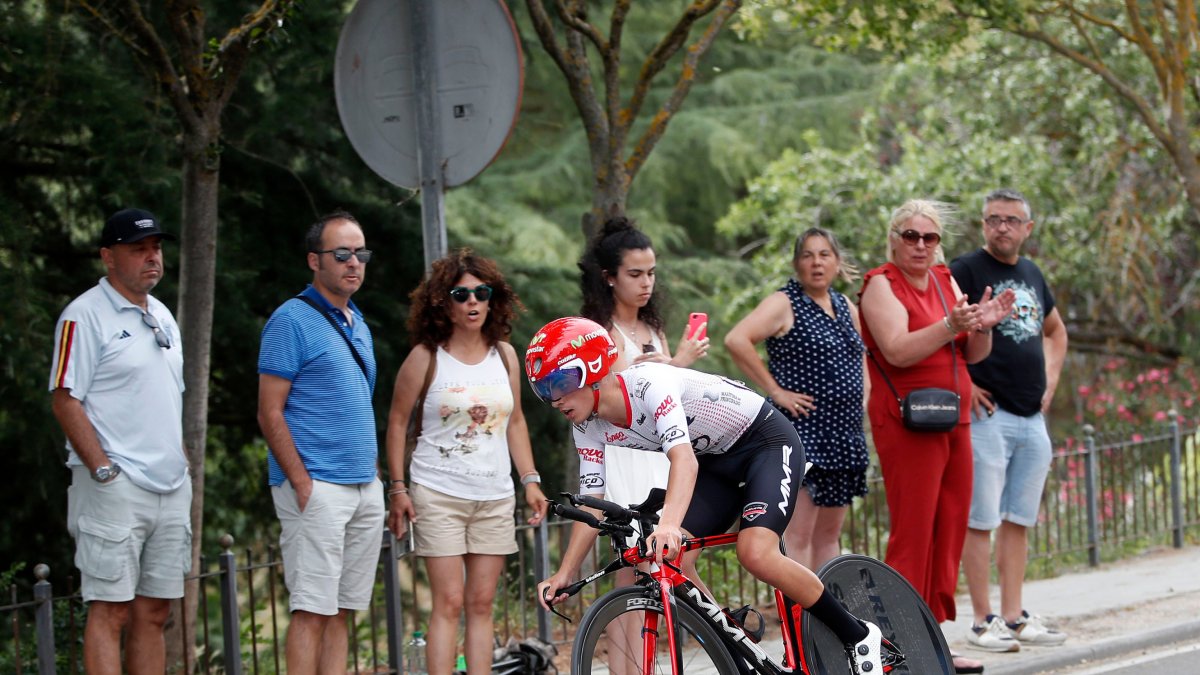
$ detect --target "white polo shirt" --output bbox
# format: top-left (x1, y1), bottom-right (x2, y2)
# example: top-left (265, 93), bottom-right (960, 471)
top-left (49, 277), bottom-right (187, 493)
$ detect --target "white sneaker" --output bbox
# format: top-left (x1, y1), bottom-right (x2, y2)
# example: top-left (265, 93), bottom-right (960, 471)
top-left (967, 615), bottom-right (1021, 652)
top-left (1009, 611), bottom-right (1067, 646)
top-left (848, 621), bottom-right (883, 674)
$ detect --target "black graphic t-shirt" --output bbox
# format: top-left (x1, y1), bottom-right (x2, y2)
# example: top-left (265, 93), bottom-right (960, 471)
top-left (951, 249), bottom-right (1057, 416)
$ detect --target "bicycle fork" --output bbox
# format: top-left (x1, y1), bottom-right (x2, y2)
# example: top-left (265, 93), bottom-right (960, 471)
top-left (652, 571), bottom-right (797, 675)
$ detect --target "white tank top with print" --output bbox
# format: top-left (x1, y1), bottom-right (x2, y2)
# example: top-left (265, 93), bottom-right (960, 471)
top-left (410, 346), bottom-right (515, 500)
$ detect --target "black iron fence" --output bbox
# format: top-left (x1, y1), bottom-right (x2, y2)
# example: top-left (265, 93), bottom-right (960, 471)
top-left (6, 415), bottom-right (1199, 673)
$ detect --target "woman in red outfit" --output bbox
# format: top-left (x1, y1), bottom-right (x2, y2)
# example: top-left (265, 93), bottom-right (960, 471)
top-left (858, 200), bottom-right (1014, 674)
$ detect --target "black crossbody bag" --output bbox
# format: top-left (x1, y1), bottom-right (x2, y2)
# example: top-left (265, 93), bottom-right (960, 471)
top-left (868, 273), bottom-right (960, 432)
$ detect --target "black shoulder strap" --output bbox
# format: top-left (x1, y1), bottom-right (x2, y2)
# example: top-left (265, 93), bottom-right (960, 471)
top-left (296, 295), bottom-right (368, 378)
top-left (496, 342), bottom-right (514, 376)
top-left (928, 271), bottom-right (960, 393)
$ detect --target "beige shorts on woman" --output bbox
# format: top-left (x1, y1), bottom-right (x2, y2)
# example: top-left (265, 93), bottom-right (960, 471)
top-left (410, 482), bottom-right (518, 557)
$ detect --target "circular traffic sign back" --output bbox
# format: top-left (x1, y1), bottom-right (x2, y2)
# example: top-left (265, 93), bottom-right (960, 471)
top-left (335, 0), bottom-right (523, 188)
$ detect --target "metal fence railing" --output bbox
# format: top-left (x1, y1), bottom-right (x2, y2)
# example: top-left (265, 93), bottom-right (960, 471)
top-left (6, 415), bottom-right (1199, 673)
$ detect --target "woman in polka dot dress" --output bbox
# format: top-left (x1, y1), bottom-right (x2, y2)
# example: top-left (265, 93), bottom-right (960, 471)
top-left (725, 227), bottom-right (868, 569)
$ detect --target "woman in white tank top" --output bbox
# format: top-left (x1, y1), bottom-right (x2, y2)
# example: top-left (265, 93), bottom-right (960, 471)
top-left (385, 250), bottom-right (547, 675)
top-left (577, 216), bottom-right (710, 675)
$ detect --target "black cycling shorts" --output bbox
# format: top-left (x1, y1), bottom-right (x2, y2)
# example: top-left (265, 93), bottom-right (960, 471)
top-left (681, 401), bottom-right (806, 538)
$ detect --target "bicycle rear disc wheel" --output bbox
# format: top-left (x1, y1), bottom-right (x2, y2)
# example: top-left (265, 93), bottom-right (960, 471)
top-left (573, 585), bottom-right (740, 675)
top-left (801, 554), bottom-right (954, 674)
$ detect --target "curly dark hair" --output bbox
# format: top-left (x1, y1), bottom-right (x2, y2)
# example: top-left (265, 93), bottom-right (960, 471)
top-left (407, 249), bottom-right (523, 349)
top-left (577, 216), bottom-right (665, 335)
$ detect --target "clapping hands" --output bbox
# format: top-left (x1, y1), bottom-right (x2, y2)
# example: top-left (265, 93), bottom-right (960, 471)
top-left (949, 286), bottom-right (1016, 333)
top-left (976, 286), bottom-right (1017, 332)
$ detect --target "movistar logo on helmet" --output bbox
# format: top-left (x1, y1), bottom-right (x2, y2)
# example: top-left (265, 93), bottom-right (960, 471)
top-left (571, 335), bottom-right (585, 348)
top-left (530, 332), bottom-right (546, 346)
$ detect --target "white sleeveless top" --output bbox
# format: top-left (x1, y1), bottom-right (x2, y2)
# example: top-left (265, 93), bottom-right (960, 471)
top-left (410, 346), bottom-right (515, 500)
top-left (604, 330), bottom-right (670, 509)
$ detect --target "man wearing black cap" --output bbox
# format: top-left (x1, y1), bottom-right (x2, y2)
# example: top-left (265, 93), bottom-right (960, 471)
top-left (49, 208), bottom-right (189, 674)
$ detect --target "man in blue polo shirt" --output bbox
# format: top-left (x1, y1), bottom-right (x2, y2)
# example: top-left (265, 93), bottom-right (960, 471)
top-left (50, 208), bottom-right (188, 674)
top-left (257, 210), bottom-right (383, 674)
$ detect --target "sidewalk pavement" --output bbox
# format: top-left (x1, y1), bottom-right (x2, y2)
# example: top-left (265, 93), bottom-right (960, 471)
top-left (940, 544), bottom-right (1200, 674)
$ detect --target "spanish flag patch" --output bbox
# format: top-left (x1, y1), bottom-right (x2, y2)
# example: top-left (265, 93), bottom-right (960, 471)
top-left (54, 320), bottom-right (76, 388)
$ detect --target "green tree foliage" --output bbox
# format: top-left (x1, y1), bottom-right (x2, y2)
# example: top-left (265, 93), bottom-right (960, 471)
top-left (0, 1), bottom-right (181, 578)
top-left (718, 32), bottom-right (1199, 400)
top-left (446, 6), bottom-right (886, 486)
top-left (746, 0), bottom-right (1200, 226)
top-left (0, 1), bottom-right (428, 585)
top-left (0, 0), bottom-right (896, 595)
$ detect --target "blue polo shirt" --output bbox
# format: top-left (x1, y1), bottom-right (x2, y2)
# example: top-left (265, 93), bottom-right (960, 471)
top-left (258, 285), bottom-right (377, 486)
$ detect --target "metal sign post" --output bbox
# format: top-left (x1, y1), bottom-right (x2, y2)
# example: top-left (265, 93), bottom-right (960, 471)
top-left (409, 0), bottom-right (447, 271)
top-left (334, 0), bottom-right (524, 272)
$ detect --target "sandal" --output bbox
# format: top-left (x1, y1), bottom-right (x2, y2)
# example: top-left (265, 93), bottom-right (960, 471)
top-left (951, 651), bottom-right (984, 674)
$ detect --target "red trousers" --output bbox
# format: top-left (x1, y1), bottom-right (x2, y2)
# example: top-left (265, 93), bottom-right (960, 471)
top-left (872, 418), bottom-right (973, 623)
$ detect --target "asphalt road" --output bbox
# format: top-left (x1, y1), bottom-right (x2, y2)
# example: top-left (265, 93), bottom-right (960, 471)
top-left (1056, 640), bottom-right (1200, 674)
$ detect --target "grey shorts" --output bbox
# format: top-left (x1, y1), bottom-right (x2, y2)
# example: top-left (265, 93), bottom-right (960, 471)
top-left (410, 483), bottom-right (517, 557)
top-left (272, 478), bottom-right (385, 615)
top-left (67, 466), bottom-right (192, 603)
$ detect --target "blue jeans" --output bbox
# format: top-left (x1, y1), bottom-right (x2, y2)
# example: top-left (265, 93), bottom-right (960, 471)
top-left (967, 407), bottom-right (1052, 529)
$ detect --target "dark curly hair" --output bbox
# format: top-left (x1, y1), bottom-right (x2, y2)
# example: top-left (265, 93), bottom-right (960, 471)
top-left (407, 249), bottom-right (523, 349)
top-left (577, 216), bottom-right (665, 335)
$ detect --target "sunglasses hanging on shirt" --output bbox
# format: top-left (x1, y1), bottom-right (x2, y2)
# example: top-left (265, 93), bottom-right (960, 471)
top-left (142, 312), bottom-right (171, 349)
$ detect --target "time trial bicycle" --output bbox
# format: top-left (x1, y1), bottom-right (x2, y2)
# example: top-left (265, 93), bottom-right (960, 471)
top-left (545, 489), bottom-right (954, 674)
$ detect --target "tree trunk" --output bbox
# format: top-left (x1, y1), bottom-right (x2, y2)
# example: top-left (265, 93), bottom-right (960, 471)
top-left (164, 129), bottom-right (221, 672)
top-left (525, 0), bottom-right (739, 238)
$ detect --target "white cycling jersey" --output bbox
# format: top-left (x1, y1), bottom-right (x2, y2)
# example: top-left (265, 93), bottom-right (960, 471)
top-left (573, 362), bottom-right (765, 494)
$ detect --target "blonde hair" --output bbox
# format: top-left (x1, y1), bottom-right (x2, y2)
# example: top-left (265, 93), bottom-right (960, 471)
top-left (886, 199), bottom-right (956, 264)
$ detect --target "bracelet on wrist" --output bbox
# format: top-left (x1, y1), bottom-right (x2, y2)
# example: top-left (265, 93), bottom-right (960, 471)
top-left (520, 472), bottom-right (541, 485)
top-left (388, 487), bottom-right (409, 495)
top-left (942, 317), bottom-right (955, 334)
top-left (389, 478), bottom-right (406, 485)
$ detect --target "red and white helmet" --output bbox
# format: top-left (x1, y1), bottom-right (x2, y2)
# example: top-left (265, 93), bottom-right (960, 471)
top-left (525, 317), bottom-right (618, 402)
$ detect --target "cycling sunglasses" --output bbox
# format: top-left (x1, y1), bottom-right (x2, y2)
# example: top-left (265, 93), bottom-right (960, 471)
top-left (449, 284), bottom-right (493, 303)
top-left (530, 360), bottom-right (586, 402)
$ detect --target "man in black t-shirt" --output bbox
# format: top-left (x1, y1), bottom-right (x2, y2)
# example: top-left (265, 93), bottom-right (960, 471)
top-left (951, 189), bottom-right (1069, 652)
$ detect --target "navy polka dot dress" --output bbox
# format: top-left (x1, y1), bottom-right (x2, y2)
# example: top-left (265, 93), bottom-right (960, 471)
top-left (765, 279), bottom-right (869, 506)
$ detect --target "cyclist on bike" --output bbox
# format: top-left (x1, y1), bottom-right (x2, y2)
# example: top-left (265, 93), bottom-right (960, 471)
top-left (528, 317), bottom-right (887, 674)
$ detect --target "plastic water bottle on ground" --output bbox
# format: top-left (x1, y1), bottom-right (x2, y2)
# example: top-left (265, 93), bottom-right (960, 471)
top-left (405, 630), bottom-right (427, 674)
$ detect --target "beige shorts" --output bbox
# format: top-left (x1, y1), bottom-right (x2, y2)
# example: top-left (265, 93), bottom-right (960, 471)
top-left (410, 482), bottom-right (518, 557)
top-left (67, 466), bottom-right (192, 603)
top-left (272, 478), bottom-right (384, 615)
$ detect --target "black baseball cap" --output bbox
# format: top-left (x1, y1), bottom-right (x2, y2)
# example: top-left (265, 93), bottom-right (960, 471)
top-left (100, 208), bottom-right (177, 248)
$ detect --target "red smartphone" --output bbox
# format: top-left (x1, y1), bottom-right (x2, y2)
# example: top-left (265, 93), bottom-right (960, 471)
top-left (687, 312), bottom-right (708, 340)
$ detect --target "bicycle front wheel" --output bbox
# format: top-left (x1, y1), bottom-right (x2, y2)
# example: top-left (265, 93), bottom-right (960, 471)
top-left (573, 585), bottom-right (741, 675)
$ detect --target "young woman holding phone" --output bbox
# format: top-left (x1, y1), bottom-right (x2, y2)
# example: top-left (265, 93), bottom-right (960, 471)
top-left (575, 215), bottom-right (708, 675)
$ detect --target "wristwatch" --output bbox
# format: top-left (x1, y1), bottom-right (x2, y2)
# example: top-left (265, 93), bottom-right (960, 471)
top-left (92, 463), bottom-right (121, 483)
